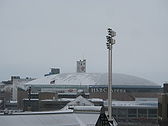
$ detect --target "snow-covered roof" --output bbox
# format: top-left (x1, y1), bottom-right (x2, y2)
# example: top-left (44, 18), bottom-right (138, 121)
top-left (25, 73), bottom-right (159, 87)
top-left (67, 96), bottom-right (94, 106)
top-left (58, 98), bottom-right (75, 102)
top-left (73, 106), bottom-right (102, 112)
top-left (0, 109), bottom-right (100, 126)
top-left (9, 101), bottom-right (17, 104)
top-left (88, 98), bottom-right (104, 102)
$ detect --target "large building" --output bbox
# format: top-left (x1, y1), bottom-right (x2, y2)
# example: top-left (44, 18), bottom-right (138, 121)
top-left (17, 72), bottom-right (162, 108)
top-left (16, 60), bottom-right (162, 113)
top-left (17, 59), bottom-right (162, 101)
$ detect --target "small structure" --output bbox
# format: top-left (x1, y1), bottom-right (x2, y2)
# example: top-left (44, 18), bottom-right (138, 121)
top-left (77, 59), bottom-right (86, 73)
top-left (67, 95), bottom-right (94, 106)
top-left (44, 68), bottom-right (60, 76)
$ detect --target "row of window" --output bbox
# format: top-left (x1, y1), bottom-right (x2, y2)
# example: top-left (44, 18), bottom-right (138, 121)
top-left (112, 108), bottom-right (157, 119)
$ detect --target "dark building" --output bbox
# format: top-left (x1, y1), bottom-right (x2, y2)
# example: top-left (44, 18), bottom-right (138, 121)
top-left (158, 83), bottom-right (168, 126)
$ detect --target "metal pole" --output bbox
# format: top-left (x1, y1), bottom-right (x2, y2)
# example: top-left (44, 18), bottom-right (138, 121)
top-left (106, 28), bottom-right (116, 121)
top-left (108, 47), bottom-right (110, 119)
top-left (110, 44), bottom-right (113, 120)
top-left (108, 44), bottom-right (112, 120)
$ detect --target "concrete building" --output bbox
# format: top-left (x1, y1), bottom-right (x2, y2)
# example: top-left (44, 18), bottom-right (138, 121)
top-left (0, 76), bottom-right (34, 110)
top-left (12, 76), bottom-right (34, 101)
top-left (77, 59), bottom-right (86, 73)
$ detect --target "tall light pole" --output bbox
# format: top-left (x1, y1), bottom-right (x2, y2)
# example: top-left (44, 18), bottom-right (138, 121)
top-left (106, 28), bottom-right (116, 121)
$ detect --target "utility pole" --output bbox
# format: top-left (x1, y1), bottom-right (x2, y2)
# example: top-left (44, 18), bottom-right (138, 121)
top-left (106, 28), bottom-right (116, 121)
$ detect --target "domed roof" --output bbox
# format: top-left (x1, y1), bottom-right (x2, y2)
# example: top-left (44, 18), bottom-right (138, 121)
top-left (26, 73), bottom-right (159, 87)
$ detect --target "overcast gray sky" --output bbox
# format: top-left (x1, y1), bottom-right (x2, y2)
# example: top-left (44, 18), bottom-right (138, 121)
top-left (0, 0), bottom-right (168, 84)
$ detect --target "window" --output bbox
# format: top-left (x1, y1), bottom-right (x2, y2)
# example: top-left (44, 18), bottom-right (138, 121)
top-left (138, 109), bottom-right (147, 118)
top-left (112, 108), bottom-right (117, 118)
top-left (118, 108), bottom-right (127, 118)
top-left (128, 109), bottom-right (137, 118)
top-left (148, 109), bottom-right (157, 118)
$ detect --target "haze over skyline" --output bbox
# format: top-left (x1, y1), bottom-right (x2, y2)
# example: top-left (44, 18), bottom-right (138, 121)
top-left (0, 0), bottom-right (168, 84)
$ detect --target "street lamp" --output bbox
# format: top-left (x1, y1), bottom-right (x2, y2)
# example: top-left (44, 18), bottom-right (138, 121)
top-left (106, 28), bottom-right (116, 121)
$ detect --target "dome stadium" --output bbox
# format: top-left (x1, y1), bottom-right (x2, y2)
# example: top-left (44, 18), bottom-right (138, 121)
top-left (20, 72), bottom-right (161, 96)
top-left (25, 72), bottom-right (159, 88)
top-left (18, 59), bottom-right (162, 101)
